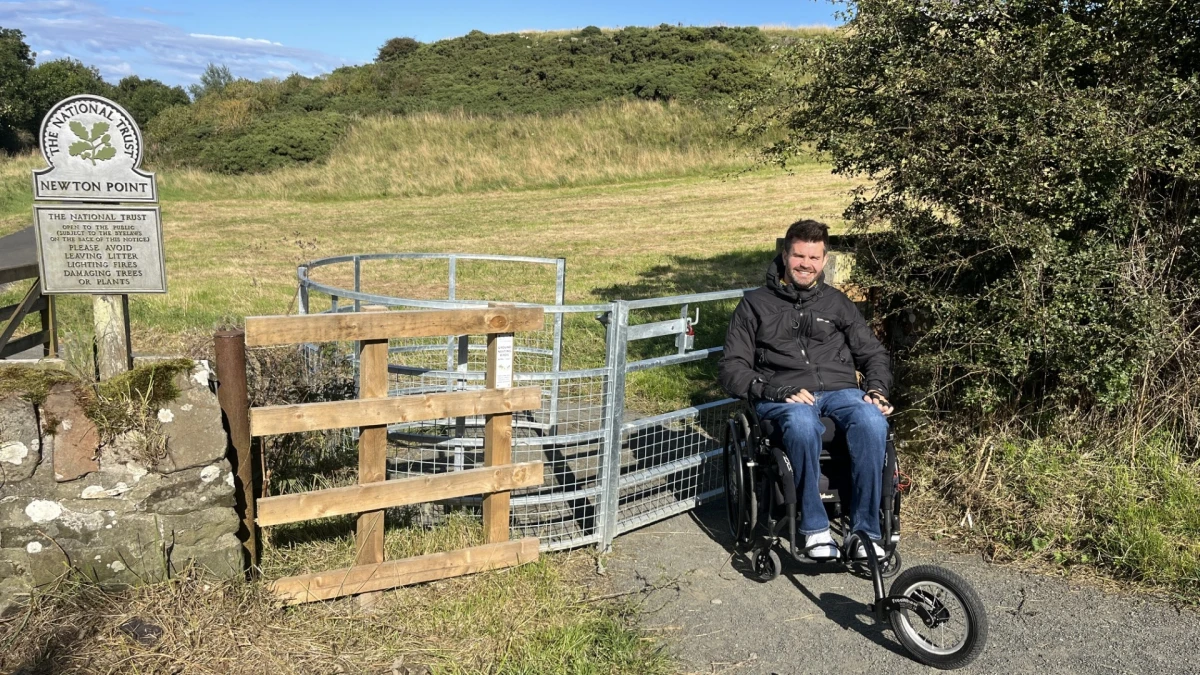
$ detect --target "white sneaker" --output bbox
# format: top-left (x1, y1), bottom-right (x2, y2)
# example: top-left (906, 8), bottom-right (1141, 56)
top-left (804, 529), bottom-right (838, 559)
top-left (847, 538), bottom-right (886, 561)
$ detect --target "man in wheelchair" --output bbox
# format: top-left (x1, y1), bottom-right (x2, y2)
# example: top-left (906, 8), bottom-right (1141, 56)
top-left (718, 219), bottom-right (894, 562)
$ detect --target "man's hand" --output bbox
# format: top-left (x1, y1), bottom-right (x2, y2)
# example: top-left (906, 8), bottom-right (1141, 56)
top-left (785, 388), bottom-right (815, 404)
top-left (864, 390), bottom-right (894, 415)
top-left (761, 384), bottom-right (814, 404)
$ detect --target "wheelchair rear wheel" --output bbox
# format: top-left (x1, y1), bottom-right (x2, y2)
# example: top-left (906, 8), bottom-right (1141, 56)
top-left (723, 417), bottom-right (755, 548)
top-left (887, 565), bottom-right (989, 670)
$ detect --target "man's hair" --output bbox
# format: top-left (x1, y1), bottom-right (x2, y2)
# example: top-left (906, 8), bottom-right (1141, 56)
top-left (783, 219), bottom-right (829, 254)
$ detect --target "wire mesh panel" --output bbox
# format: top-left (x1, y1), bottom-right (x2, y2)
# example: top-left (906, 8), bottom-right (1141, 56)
top-left (384, 367), bottom-right (610, 550)
top-left (614, 399), bottom-right (739, 535)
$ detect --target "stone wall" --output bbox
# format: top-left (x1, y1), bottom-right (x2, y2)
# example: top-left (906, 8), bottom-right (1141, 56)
top-left (0, 362), bottom-right (243, 612)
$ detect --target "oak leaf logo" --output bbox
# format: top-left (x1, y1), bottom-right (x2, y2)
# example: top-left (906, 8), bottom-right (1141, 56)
top-left (67, 121), bottom-right (117, 165)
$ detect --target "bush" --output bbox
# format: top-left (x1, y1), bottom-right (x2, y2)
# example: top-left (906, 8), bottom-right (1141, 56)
top-left (737, 0), bottom-right (1200, 593)
top-left (376, 36), bottom-right (420, 62)
top-left (199, 112), bottom-right (349, 174)
top-left (148, 108), bottom-right (348, 174)
top-left (111, 75), bottom-right (190, 127)
top-left (745, 0), bottom-right (1199, 434)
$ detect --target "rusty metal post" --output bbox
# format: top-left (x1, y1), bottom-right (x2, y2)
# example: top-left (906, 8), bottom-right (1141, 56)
top-left (214, 328), bottom-right (257, 572)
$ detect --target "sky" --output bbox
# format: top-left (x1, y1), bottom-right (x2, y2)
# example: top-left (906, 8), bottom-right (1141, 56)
top-left (0, 0), bottom-right (841, 87)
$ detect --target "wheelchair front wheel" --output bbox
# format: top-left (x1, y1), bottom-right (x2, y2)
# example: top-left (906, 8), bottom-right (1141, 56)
top-left (887, 565), bottom-right (988, 670)
top-left (750, 546), bottom-right (781, 582)
top-left (880, 548), bottom-right (902, 578)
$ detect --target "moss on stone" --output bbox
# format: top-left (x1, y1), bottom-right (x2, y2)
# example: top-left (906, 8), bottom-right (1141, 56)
top-left (0, 366), bottom-right (76, 406)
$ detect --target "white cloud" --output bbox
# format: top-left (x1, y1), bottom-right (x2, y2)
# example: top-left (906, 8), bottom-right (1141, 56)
top-left (0, 0), bottom-right (351, 85)
top-left (189, 33), bottom-right (284, 47)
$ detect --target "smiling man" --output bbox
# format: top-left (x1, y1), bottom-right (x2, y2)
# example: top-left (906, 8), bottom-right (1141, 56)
top-left (718, 219), bottom-right (893, 560)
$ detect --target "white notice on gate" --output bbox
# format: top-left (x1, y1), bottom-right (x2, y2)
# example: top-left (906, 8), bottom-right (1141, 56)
top-left (494, 335), bottom-right (514, 389)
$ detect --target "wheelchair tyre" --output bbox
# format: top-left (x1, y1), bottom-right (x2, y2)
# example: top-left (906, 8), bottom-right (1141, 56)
top-left (751, 546), bottom-right (781, 583)
top-left (723, 419), bottom-right (754, 548)
top-left (887, 565), bottom-right (988, 670)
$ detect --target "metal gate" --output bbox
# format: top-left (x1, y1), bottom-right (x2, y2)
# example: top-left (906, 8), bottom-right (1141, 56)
top-left (292, 253), bottom-right (747, 551)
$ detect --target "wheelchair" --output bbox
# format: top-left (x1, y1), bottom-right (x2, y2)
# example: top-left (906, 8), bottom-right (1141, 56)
top-left (723, 403), bottom-right (989, 670)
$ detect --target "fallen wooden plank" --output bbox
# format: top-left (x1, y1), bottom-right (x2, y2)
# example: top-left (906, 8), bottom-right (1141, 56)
top-left (271, 537), bottom-right (540, 604)
top-left (256, 460), bottom-right (544, 527)
top-left (244, 306), bottom-right (544, 346)
top-left (249, 385), bottom-right (541, 436)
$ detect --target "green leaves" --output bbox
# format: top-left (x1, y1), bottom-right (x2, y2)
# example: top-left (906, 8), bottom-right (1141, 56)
top-left (64, 120), bottom-right (118, 165)
top-left (764, 0), bottom-right (1200, 431)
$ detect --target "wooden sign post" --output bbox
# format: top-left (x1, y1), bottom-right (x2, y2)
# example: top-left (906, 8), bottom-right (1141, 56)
top-left (30, 95), bottom-right (165, 379)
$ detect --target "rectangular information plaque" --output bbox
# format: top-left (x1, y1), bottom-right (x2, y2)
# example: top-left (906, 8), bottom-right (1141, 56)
top-left (33, 204), bottom-right (166, 294)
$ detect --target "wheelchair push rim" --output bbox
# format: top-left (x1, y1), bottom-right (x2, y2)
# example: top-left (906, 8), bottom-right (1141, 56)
top-left (722, 418), bottom-right (753, 545)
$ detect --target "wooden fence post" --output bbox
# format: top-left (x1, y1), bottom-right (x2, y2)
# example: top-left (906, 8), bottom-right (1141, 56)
top-left (357, 304), bottom-right (389, 607)
top-left (94, 294), bottom-right (131, 379)
top-left (214, 328), bottom-right (257, 572)
top-left (483, 320), bottom-right (516, 544)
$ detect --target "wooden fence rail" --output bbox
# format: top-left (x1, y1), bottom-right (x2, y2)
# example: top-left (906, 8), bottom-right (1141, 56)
top-left (219, 305), bottom-right (545, 605)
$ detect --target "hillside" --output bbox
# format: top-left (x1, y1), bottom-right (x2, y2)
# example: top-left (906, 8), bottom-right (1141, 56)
top-left (144, 25), bottom-right (826, 174)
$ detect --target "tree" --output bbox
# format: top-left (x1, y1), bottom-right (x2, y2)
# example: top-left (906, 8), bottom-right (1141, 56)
top-left (376, 37), bottom-right (420, 62)
top-left (189, 63), bottom-right (233, 100)
top-left (113, 75), bottom-right (190, 126)
top-left (25, 58), bottom-right (113, 132)
top-left (0, 27), bottom-right (35, 149)
top-left (740, 0), bottom-right (1200, 436)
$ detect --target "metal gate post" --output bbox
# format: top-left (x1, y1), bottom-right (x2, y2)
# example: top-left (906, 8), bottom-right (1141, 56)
top-left (598, 300), bottom-right (629, 551)
top-left (548, 258), bottom-right (566, 434)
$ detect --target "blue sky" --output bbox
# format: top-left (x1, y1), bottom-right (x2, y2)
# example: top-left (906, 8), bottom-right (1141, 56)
top-left (0, 0), bottom-right (840, 87)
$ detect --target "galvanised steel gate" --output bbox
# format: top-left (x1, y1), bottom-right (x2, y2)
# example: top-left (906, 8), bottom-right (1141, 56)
top-left (292, 253), bottom-right (747, 551)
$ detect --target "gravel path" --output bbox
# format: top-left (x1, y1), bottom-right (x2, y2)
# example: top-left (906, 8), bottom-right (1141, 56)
top-left (608, 502), bottom-right (1200, 675)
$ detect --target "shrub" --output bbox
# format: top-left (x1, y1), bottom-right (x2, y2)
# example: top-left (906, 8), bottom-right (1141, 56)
top-left (744, 0), bottom-right (1199, 435)
top-left (737, 0), bottom-right (1200, 594)
top-left (197, 112), bottom-right (350, 174)
top-left (376, 36), bottom-right (420, 62)
top-left (111, 75), bottom-right (190, 127)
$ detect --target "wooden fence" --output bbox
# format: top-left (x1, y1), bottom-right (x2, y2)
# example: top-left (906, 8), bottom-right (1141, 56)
top-left (218, 305), bottom-right (546, 605)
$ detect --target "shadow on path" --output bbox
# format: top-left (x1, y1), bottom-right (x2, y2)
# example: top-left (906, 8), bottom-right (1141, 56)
top-left (685, 501), bottom-right (911, 661)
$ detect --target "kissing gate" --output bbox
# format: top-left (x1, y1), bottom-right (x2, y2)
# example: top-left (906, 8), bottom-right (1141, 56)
top-left (220, 253), bottom-right (756, 602)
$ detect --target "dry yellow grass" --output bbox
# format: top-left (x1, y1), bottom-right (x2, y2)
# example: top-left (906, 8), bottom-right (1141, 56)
top-left (1, 162), bottom-right (858, 355)
top-left (160, 102), bottom-right (758, 202)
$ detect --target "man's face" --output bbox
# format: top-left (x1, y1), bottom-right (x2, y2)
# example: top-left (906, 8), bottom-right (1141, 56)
top-left (785, 239), bottom-right (826, 287)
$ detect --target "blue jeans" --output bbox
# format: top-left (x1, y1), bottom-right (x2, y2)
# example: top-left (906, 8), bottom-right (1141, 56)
top-left (755, 388), bottom-right (889, 540)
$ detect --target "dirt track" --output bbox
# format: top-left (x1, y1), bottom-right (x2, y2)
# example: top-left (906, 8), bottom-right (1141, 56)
top-left (608, 502), bottom-right (1200, 675)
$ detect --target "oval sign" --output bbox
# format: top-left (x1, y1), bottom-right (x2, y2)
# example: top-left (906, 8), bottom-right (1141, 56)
top-left (32, 94), bottom-right (157, 203)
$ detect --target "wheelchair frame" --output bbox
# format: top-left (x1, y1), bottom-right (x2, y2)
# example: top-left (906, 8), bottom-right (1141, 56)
top-left (722, 403), bottom-right (991, 670)
top-left (724, 403), bottom-right (904, 582)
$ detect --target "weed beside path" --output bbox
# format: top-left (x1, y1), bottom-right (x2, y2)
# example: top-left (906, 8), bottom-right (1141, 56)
top-left (0, 548), bottom-right (669, 674)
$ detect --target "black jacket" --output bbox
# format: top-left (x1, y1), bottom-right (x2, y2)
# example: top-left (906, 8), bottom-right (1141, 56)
top-left (718, 255), bottom-right (892, 400)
